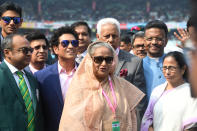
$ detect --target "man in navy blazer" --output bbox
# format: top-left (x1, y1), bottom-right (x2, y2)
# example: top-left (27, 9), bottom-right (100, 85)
top-left (34, 26), bottom-right (79, 131)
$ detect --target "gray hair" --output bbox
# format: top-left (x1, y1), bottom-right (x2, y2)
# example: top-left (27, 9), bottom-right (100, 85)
top-left (131, 31), bottom-right (145, 46)
top-left (88, 41), bottom-right (115, 57)
top-left (96, 18), bottom-right (120, 36)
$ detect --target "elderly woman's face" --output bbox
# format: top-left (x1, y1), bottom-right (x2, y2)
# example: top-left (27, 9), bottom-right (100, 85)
top-left (162, 56), bottom-right (185, 84)
top-left (92, 46), bottom-right (113, 81)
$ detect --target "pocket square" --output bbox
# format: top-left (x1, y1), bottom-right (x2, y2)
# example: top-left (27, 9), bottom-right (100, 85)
top-left (120, 69), bottom-right (128, 77)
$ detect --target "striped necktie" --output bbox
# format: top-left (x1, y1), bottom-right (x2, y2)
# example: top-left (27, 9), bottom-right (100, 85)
top-left (16, 71), bottom-right (35, 131)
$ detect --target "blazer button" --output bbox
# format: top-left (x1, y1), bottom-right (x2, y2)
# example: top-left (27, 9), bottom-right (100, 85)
top-left (158, 75), bottom-right (161, 79)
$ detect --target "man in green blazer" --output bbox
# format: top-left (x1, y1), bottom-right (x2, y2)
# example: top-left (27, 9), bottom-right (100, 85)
top-left (0, 34), bottom-right (44, 131)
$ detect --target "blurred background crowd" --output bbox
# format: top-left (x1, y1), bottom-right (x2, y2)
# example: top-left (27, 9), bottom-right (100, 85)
top-left (0, 0), bottom-right (189, 22)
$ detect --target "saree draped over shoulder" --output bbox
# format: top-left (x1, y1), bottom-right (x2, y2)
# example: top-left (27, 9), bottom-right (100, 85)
top-left (59, 53), bottom-right (145, 131)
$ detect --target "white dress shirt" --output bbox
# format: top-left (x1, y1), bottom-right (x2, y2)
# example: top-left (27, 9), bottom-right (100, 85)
top-left (4, 60), bottom-right (33, 99)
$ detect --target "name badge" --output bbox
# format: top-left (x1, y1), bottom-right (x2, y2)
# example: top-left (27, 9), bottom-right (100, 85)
top-left (112, 121), bottom-right (120, 131)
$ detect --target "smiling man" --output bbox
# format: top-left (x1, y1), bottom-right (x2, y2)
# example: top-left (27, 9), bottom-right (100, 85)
top-left (25, 32), bottom-right (49, 74)
top-left (0, 2), bottom-right (23, 61)
top-left (34, 26), bottom-right (79, 131)
top-left (143, 20), bottom-right (168, 100)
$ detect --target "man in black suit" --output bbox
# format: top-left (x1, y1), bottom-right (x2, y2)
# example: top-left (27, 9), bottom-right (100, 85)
top-left (0, 2), bottom-right (23, 61)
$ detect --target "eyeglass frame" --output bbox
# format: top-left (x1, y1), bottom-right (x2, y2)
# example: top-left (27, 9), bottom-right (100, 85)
top-left (1, 16), bottom-right (22, 24)
top-left (8, 47), bottom-right (33, 55)
top-left (32, 45), bottom-right (48, 51)
top-left (160, 66), bottom-right (178, 72)
top-left (92, 56), bottom-right (114, 64)
top-left (60, 40), bottom-right (79, 48)
top-left (144, 37), bottom-right (165, 43)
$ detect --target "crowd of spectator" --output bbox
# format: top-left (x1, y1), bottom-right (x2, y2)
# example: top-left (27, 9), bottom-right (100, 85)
top-left (1, 0), bottom-right (190, 23)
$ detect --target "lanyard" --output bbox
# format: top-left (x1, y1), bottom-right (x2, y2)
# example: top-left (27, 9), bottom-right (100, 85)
top-left (102, 76), bottom-right (117, 115)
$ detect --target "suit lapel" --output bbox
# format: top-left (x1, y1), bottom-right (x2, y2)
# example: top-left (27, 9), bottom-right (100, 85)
top-left (0, 62), bottom-right (25, 107)
top-left (51, 63), bottom-right (64, 105)
top-left (115, 50), bottom-right (126, 75)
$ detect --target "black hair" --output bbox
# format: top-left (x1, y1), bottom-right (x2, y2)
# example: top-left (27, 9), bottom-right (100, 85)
top-left (25, 31), bottom-right (49, 46)
top-left (50, 26), bottom-right (78, 47)
top-left (163, 51), bottom-right (189, 81)
top-left (71, 21), bottom-right (91, 37)
top-left (190, 0), bottom-right (197, 31)
top-left (145, 20), bottom-right (168, 37)
top-left (0, 2), bottom-right (22, 17)
top-left (187, 17), bottom-right (195, 31)
top-left (120, 35), bottom-right (131, 45)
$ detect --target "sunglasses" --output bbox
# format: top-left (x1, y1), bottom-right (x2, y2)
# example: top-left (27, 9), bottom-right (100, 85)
top-left (33, 45), bottom-right (48, 51)
top-left (13, 47), bottom-right (33, 55)
top-left (1, 17), bottom-right (21, 24)
top-left (93, 56), bottom-right (113, 64)
top-left (61, 40), bottom-right (79, 48)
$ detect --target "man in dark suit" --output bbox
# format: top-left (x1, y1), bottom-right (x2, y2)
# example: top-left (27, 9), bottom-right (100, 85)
top-left (0, 34), bottom-right (43, 130)
top-left (0, 2), bottom-right (23, 61)
top-left (24, 31), bottom-right (49, 74)
top-left (34, 26), bottom-right (79, 131)
top-left (96, 18), bottom-right (146, 131)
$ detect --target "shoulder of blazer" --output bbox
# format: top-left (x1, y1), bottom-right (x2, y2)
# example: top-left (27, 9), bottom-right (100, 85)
top-left (119, 49), bottom-right (141, 62)
top-left (34, 62), bottom-right (58, 80)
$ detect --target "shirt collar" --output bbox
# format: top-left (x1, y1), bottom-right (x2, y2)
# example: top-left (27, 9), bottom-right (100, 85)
top-left (29, 63), bottom-right (46, 74)
top-left (115, 47), bottom-right (120, 55)
top-left (1, 34), bottom-right (4, 44)
top-left (58, 61), bottom-right (77, 74)
top-left (4, 59), bottom-right (25, 74)
top-left (77, 50), bottom-right (87, 58)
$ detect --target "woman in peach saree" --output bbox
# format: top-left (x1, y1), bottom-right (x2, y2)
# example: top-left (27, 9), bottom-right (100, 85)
top-left (59, 41), bottom-right (144, 131)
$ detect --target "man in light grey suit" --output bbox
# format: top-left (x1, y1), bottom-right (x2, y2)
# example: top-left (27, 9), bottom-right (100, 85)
top-left (96, 18), bottom-right (146, 131)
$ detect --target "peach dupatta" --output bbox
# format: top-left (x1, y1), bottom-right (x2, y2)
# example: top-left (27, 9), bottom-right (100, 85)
top-left (59, 53), bottom-right (144, 131)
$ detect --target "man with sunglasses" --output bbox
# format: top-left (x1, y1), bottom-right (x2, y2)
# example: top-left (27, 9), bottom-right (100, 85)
top-left (34, 26), bottom-right (79, 131)
top-left (0, 34), bottom-right (44, 130)
top-left (0, 2), bottom-right (23, 62)
top-left (25, 32), bottom-right (49, 74)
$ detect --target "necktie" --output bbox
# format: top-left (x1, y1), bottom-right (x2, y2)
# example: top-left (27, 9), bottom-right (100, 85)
top-left (16, 71), bottom-right (35, 131)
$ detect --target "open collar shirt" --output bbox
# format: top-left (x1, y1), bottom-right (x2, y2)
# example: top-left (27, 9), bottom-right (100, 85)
top-left (58, 61), bottom-right (77, 101)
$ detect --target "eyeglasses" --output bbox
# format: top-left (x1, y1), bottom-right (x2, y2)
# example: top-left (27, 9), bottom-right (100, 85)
top-left (1, 17), bottom-right (21, 24)
top-left (93, 56), bottom-right (113, 64)
top-left (33, 45), bottom-right (48, 51)
top-left (133, 44), bottom-right (145, 49)
top-left (145, 37), bottom-right (164, 42)
top-left (11, 47), bottom-right (33, 55)
top-left (161, 66), bottom-right (178, 72)
top-left (61, 40), bottom-right (79, 48)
